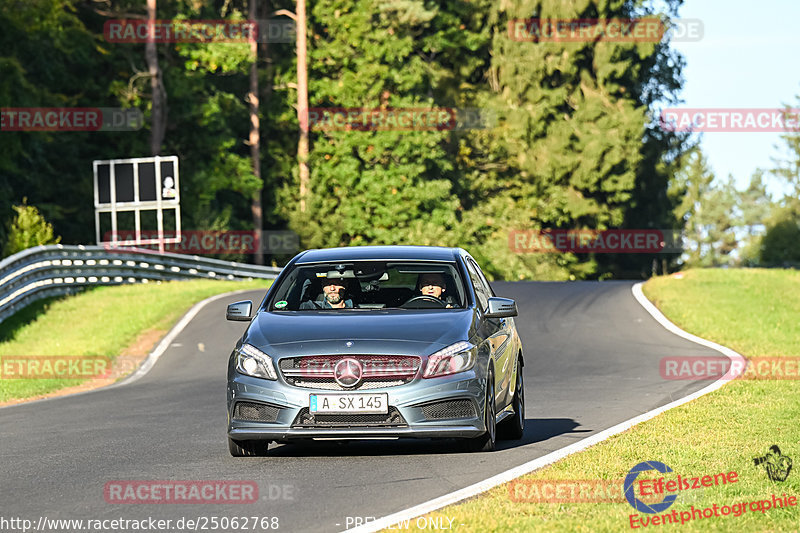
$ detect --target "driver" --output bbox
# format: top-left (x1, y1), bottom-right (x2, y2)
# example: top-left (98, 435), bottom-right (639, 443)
top-left (300, 278), bottom-right (354, 309)
top-left (417, 273), bottom-right (455, 308)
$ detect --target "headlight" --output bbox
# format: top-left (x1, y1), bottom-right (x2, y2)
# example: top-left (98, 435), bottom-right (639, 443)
top-left (423, 341), bottom-right (476, 378)
top-left (235, 344), bottom-right (278, 380)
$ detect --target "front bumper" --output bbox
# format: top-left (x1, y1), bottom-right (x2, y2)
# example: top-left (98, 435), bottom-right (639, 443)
top-left (227, 371), bottom-right (485, 441)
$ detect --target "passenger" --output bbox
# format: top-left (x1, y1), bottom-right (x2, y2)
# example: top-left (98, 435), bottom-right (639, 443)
top-left (300, 278), bottom-right (354, 309)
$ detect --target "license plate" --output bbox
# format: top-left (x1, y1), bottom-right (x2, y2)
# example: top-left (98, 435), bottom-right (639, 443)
top-left (309, 393), bottom-right (388, 414)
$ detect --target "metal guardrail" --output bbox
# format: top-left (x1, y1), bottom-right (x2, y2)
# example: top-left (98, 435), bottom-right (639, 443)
top-left (0, 244), bottom-right (282, 324)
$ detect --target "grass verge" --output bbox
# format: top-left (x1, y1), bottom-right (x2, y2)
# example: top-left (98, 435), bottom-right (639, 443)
top-left (0, 279), bottom-right (268, 403)
top-left (400, 268), bottom-right (800, 532)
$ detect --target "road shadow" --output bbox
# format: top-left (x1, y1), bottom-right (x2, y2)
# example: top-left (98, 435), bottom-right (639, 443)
top-left (265, 438), bottom-right (468, 457)
top-left (496, 417), bottom-right (591, 450)
top-left (256, 417), bottom-right (588, 457)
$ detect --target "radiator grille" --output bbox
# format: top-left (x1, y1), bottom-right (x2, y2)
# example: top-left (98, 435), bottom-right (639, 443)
top-left (292, 407), bottom-right (406, 428)
top-left (279, 355), bottom-right (420, 390)
top-left (282, 378), bottom-right (407, 390)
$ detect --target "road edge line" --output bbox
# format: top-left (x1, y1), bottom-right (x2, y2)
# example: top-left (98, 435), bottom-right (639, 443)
top-left (0, 288), bottom-right (260, 410)
top-left (110, 288), bottom-right (259, 388)
top-left (346, 281), bottom-right (746, 533)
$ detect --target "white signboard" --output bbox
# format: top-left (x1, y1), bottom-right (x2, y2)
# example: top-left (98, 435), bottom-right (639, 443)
top-left (93, 155), bottom-right (181, 253)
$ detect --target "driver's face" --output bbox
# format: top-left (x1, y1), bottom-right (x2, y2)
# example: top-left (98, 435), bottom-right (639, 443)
top-left (419, 274), bottom-right (445, 298)
top-left (323, 281), bottom-right (346, 304)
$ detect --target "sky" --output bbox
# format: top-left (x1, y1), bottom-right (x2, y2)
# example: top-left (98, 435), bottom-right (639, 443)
top-left (671, 0), bottom-right (800, 198)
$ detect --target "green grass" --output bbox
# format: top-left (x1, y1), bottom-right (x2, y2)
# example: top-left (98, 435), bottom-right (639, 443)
top-left (0, 279), bottom-right (268, 402)
top-left (643, 269), bottom-right (800, 358)
top-left (404, 268), bottom-right (800, 532)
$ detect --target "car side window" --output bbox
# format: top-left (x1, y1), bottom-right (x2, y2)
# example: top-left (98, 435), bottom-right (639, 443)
top-left (470, 258), bottom-right (495, 297)
top-left (464, 258), bottom-right (489, 312)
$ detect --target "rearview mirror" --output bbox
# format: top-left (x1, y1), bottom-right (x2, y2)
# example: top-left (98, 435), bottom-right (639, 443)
top-left (485, 297), bottom-right (517, 318)
top-left (226, 300), bottom-right (253, 321)
top-left (326, 269), bottom-right (356, 279)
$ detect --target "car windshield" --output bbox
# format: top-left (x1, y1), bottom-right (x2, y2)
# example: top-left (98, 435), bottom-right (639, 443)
top-left (267, 261), bottom-right (466, 311)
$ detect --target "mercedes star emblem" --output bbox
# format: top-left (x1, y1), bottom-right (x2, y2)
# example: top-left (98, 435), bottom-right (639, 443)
top-left (334, 358), bottom-right (363, 388)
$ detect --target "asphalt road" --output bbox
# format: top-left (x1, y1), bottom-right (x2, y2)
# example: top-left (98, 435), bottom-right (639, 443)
top-left (0, 281), bottom-right (721, 532)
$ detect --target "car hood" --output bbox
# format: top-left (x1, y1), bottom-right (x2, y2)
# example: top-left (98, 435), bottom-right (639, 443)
top-left (242, 309), bottom-right (475, 358)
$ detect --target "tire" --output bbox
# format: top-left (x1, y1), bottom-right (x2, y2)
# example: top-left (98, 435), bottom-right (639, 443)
top-left (498, 357), bottom-right (525, 440)
top-left (465, 369), bottom-right (496, 452)
top-left (228, 437), bottom-right (269, 457)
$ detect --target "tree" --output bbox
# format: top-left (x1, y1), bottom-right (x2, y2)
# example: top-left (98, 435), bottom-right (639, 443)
top-left (148, 0), bottom-right (262, 245)
top-left (248, 0), bottom-right (264, 265)
top-left (736, 170), bottom-right (774, 266)
top-left (700, 175), bottom-right (739, 265)
top-left (458, 0), bottom-right (690, 279)
top-left (760, 208), bottom-right (800, 266)
top-left (760, 94), bottom-right (800, 265)
top-left (679, 165), bottom-right (739, 268)
top-left (282, 0), bottom-right (477, 249)
top-left (2, 200), bottom-right (61, 258)
top-left (296, 0), bottom-right (310, 213)
top-left (671, 147), bottom-right (714, 266)
top-left (772, 98), bottom-right (800, 215)
top-left (0, 0), bottom-right (696, 278)
top-left (146, 0), bottom-right (167, 155)
top-left (610, 0), bottom-right (693, 277)
top-left (0, 0), bottom-right (140, 244)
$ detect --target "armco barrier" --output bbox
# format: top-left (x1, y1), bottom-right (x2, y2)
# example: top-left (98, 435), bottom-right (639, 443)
top-left (0, 245), bottom-right (282, 324)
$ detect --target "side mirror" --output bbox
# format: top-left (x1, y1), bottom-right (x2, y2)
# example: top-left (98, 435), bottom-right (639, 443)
top-left (485, 297), bottom-right (517, 318)
top-left (226, 300), bottom-right (253, 321)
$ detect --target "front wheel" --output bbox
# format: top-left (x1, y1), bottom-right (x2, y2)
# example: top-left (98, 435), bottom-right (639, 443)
top-left (465, 370), bottom-right (496, 452)
top-left (228, 437), bottom-right (269, 457)
top-left (498, 357), bottom-right (524, 440)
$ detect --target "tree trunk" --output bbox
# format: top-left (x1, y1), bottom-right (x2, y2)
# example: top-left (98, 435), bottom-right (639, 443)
top-left (145, 0), bottom-right (166, 155)
top-left (249, 0), bottom-right (264, 265)
top-left (261, 1), bottom-right (274, 127)
top-left (296, 0), bottom-right (309, 213)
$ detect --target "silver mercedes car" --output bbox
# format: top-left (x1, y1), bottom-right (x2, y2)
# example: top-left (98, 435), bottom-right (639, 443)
top-left (225, 246), bottom-right (524, 456)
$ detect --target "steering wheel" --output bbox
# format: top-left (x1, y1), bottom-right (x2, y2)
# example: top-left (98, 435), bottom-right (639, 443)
top-left (400, 295), bottom-right (447, 309)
